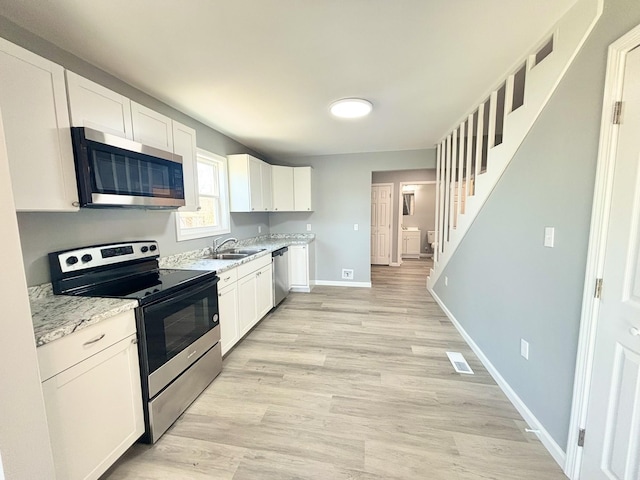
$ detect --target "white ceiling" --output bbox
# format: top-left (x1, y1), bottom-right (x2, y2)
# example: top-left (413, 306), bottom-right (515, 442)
top-left (0, 0), bottom-right (577, 159)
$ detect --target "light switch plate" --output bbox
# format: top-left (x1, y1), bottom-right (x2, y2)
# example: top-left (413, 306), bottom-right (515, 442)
top-left (544, 227), bottom-right (555, 248)
top-left (354, 224), bottom-right (359, 231)
top-left (521, 339), bottom-right (529, 360)
top-left (306, 224), bottom-right (311, 231)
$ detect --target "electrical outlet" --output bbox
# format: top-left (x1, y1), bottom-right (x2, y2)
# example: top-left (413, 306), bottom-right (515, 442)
top-left (521, 339), bottom-right (529, 360)
top-left (342, 269), bottom-right (354, 280)
top-left (306, 224), bottom-right (312, 231)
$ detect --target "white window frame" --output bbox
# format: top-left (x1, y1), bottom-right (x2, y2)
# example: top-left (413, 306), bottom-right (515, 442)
top-left (175, 149), bottom-right (230, 241)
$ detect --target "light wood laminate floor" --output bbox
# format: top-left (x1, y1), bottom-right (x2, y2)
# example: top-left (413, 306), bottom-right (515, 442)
top-left (103, 259), bottom-right (566, 479)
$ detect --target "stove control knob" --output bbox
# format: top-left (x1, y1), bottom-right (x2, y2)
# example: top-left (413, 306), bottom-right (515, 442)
top-left (66, 256), bottom-right (78, 266)
top-left (141, 246), bottom-right (149, 253)
top-left (149, 245), bottom-right (157, 252)
top-left (81, 254), bottom-right (93, 263)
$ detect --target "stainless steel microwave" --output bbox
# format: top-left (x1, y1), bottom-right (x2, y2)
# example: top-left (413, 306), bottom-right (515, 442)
top-left (71, 127), bottom-right (186, 209)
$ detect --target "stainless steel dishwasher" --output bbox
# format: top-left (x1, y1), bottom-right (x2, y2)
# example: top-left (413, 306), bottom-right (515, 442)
top-left (272, 247), bottom-right (289, 307)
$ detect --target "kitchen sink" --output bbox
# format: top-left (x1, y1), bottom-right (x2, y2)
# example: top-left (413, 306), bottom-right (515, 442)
top-left (209, 248), bottom-right (266, 260)
top-left (210, 253), bottom-right (249, 260)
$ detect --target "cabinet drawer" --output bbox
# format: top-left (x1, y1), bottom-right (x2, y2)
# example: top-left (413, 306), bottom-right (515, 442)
top-left (38, 310), bottom-right (137, 382)
top-left (237, 254), bottom-right (272, 279)
top-left (217, 267), bottom-right (238, 289)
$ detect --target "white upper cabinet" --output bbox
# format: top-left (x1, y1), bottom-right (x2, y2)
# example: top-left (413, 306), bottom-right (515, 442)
top-left (66, 70), bottom-right (133, 139)
top-left (0, 38), bottom-right (79, 212)
top-left (294, 166), bottom-right (313, 211)
top-left (260, 161), bottom-right (272, 212)
top-left (228, 154), bottom-right (272, 212)
top-left (131, 101), bottom-right (173, 151)
top-left (271, 166), bottom-right (294, 211)
top-left (172, 121), bottom-right (199, 212)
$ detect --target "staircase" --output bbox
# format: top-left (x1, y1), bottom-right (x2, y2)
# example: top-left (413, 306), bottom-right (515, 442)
top-left (427, 0), bottom-right (603, 289)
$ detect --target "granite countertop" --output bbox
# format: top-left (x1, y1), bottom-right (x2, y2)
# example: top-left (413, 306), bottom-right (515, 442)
top-left (29, 284), bottom-right (138, 347)
top-left (159, 233), bottom-right (315, 272)
top-left (29, 233), bottom-right (314, 347)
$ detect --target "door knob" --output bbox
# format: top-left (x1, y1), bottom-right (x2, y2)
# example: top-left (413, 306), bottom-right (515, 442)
top-left (631, 327), bottom-right (640, 336)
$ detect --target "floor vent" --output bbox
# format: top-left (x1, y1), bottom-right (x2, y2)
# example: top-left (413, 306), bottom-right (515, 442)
top-left (446, 351), bottom-right (474, 375)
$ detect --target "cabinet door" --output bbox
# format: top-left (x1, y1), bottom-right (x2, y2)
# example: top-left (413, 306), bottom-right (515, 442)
top-left (256, 263), bottom-right (273, 319)
top-left (248, 156), bottom-right (264, 211)
top-left (173, 121), bottom-right (199, 212)
top-left (0, 39), bottom-right (78, 212)
top-left (219, 283), bottom-right (239, 356)
top-left (66, 70), bottom-right (133, 139)
top-left (228, 154), bottom-right (251, 212)
top-left (293, 166), bottom-right (313, 211)
top-left (260, 162), bottom-right (272, 211)
top-left (407, 233), bottom-right (421, 255)
top-left (131, 101), bottom-right (173, 151)
top-left (272, 166), bottom-right (294, 212)
top-left (41, 333), bottom-right (144, 480)
top-left (289, 245), bottom-right (309, 288)
top-left (237, 272), bottom-right (258, 337)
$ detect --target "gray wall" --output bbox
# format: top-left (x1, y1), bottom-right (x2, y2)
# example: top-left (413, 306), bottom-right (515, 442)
top-left (270, 151), bottom-right (436, 283)
top-left (433, 0), bottom-right (640, 451)
top-left (0, 16), bottom-right (273, 286)
top-left (372, 169), bottom-right (436, 261)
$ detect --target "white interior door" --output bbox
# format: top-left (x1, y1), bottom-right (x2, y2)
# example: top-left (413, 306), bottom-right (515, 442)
top-left (580, 45), bottom-right (640, 480)
top-left (371, 184), bottom-right (392, 265)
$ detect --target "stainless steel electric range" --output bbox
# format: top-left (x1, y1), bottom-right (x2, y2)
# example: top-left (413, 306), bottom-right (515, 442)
top-left (48, 240), bottom-right (221, 443)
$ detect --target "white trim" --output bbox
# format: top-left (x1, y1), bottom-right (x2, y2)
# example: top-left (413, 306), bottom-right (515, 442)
top-left (175, 149), bottom-right (231, 241)
top-left (429, 288), bottom-right (567, 468)
top-left (389, 262), bottom-right (401, 267)
top-left (565, 23), bottom-right (640, 480)
top-left (314, 280), bottom-right (372, 288)
top-left (290, 286), bottom-right (311, 293)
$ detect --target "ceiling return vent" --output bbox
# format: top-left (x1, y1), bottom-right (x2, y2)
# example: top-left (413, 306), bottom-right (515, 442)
top-left (446, 351), bottom-right (474, 374)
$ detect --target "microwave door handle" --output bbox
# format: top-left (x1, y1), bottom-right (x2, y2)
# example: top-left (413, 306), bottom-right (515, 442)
top-left (144, 279), bottom-right (219, 314)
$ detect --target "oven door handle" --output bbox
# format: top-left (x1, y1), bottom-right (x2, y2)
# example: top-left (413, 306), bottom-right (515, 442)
top-left (144, 278), bottom-right (219, 314)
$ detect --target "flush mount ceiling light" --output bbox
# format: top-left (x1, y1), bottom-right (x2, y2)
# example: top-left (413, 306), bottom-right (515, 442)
top-left (330, 98), bottom-right (373, 118)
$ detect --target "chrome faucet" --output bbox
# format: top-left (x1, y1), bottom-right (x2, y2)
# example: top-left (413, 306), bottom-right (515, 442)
top-left (213, 237), bottom-right (238, 254)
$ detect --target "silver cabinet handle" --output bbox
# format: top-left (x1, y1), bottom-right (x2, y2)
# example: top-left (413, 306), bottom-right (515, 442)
top-left (131, 338), bottom-right (138, 345)
top-left (187, 349), bottom-right (197, 359)
top-left (72, 201), bottom-right (80, 207)
top-left (83, 333), bottom-right (105, 346)
top-left (224, 276), bottom-right (231, 281)
top-left (218, 293), bottom-right (222, 297)
top-left (631, 327), bottom-right (640, 336)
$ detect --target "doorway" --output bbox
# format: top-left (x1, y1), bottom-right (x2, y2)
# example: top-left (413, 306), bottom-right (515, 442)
top-left (397, 181), bottom-right (436, 265)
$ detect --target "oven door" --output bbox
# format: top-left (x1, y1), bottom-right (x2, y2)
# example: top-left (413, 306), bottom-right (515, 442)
top-left (141, 278), bottom-right (219, 398)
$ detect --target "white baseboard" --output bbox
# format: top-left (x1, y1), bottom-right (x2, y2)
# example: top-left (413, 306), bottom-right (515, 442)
top-left (390, 262), bottom-right (401, 267)
top-left (290, 286), bottom-right (311, 293)
top-left (314, 280), bottom-right (372, 288)
top-left (429, 288), bottom-right (567, 468)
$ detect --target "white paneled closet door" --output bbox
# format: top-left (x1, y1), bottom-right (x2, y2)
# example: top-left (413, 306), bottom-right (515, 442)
top-left (371, 184), bottom-right (392, 265)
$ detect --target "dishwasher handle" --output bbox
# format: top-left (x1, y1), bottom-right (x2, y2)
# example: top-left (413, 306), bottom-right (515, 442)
top-left (272, 247), bottom-right (288, 257)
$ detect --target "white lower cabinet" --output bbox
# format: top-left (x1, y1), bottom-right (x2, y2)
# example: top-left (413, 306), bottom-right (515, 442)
top-left (224, 254), bottom-right (273, 347)
top-left (289, 243), bottom-right (315, 292)
top-left (402, 230), bottom-right (421, 258)
top-left (38, 311), bottom-right (144, 480)
top-left (218, 268), bottom-right (240, 356)
top-left (256, 263), bottom-right (274, 319)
